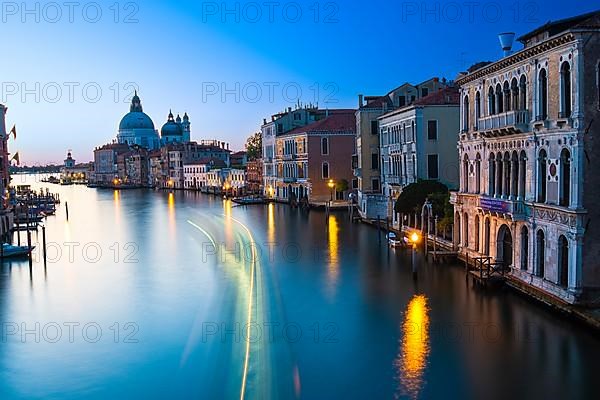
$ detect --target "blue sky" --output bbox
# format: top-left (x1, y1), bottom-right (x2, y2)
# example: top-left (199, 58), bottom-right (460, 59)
top-left (1, 0), bottom-right (596, 164)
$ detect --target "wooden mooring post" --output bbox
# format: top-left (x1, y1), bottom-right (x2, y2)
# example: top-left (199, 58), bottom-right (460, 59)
top-left (433, 216), bottom-right (438, 262)
top-left (42, 225), bottom-right (47, 267)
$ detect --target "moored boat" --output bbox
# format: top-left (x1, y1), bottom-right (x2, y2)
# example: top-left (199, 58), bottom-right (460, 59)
top-left (232, 196), bottom-right (266, 205)
top-left (1, 243), bottom-right (35, 258)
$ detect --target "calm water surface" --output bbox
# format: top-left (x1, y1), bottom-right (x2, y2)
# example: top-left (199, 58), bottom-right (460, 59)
top-left (1, 174), bottom-right (599, 399)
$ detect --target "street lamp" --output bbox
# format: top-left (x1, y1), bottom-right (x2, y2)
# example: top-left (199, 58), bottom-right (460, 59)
top-left (327, 179), bottom-right (335, 202)
top-left (409, 231), bottom-right (420, 273)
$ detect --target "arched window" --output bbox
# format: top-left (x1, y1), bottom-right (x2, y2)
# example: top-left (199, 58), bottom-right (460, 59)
top-left (511, 151), bottom-right (519, 198)
top-left (558, 235), bottom-right (569, 287)
top-left (519, 75), bottom-right (527, 110)
top-left (475, 153), bottom-right (481, 193)
top-left (520, 226), bottom-right (529, 271)
top-left (488, 87), bottom-right (495, 115)
top-left (321, 137), bottom-right (329, 155)
top-left (519, 151), bottom-right (526, 199)
top-left (537, 149), bottom-right (547, 203)
top-left (496, 83), bottom-right (504, 113)
top-left (463, 213), bottom-right (469, 248)
top-left (560, 62), bottom-right (572, 118)
top-left (536, 229), bottom-right (545, 278)
top-left (559, 148), bottom-right (571, 207)
top-left (455, 212), bottom-right (461, 246)
top-left (538, 68), bottom-right (548, 120)
top-left (463, 154), bottom-right (470, 192)
top-left (503, 81), bottom-right (511, 111)
top-left (412, 155), bottom-right (416, 180)
top-left (475, 91), bottom-right (481, 129)
top-left (463, 95), bottom-right (470, 131)
top-left (503, 152), bottom-right (511, 198)
top-left (496, 152), bottom-right (503, 197)
top-left (474, 215), bottom-right (480, 252)
top-left (322, 162), bottom-right (329, 179)
top-left (511, 78), bottom-right (519, 111)
top-left (488, 153), bottom-right (496, 196)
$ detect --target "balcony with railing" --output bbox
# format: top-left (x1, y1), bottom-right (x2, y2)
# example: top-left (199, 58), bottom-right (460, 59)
top-left (478, 196), bottom-right (527, 220)
top-left (477, 110), bottom-right (530, 137)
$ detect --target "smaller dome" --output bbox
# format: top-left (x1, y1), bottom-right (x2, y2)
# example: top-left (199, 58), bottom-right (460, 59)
top-left (161, 120), bottom-right (182, 137)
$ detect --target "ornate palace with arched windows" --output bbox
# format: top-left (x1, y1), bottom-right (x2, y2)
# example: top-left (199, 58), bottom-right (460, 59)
top-left (450, 11), bottom-right (600, 305)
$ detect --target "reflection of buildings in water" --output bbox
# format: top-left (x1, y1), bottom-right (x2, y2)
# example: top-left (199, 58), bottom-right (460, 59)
top-left (396, 294), bottom-right (430, 399)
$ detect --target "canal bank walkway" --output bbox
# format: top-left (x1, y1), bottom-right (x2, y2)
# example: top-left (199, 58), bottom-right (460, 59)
top-left (358, 215), bottom-right (600, 332)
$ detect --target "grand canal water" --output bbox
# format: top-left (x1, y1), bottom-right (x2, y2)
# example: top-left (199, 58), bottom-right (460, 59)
top-left (1, 174), bottom-right (599, 399)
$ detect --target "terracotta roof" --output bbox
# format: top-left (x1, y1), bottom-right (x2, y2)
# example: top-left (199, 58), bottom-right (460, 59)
top-left (284, 111), bottom-right (356, 136)
top-left (185, 157), bottom-right (227, 168)
top-left (413, 87), bottom-right (459, 106)
top-left (361, 95), bottom-right (393, 109)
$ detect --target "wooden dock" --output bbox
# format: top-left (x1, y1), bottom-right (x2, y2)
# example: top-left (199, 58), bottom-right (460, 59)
top-left (467, 256), bottom-right (507, 287)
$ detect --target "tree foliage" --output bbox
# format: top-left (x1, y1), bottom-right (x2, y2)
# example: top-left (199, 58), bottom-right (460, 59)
top-left (245, 132), bottom-right (262, 160)
top-left (336, 179), bottom-right (349, 192)
top-left (394, 180), bottom-right (450, 217)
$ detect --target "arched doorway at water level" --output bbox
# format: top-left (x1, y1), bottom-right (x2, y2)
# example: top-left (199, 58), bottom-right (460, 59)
top-left (496, 224), bottom-right (513, 268)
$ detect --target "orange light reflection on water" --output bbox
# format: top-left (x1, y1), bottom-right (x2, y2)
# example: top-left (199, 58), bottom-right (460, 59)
top-left (397, 294), bottom-right (430, 399)
top-left (327, 215), bottom-right (339, 293)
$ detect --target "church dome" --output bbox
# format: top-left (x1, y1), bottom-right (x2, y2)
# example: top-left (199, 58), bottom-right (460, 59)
top-left (161, 120), bottom-right (182, 136)
top-left (118, 91), bottom-right (155, 130)
top-left (161, 110), bottom-right (183, 137)
top-left (119, 112), bottom-right (155, 130)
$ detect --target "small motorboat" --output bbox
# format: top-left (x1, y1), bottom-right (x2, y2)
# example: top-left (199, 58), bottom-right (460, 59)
top-left (1, 243), bottom-right (35, 258)
top-left (387, 232), bottom-right (403, 248)
top-left (232, 196), bottom-right (266, 205)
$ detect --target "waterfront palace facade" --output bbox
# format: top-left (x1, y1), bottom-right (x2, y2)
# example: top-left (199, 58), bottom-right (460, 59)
top-left (451, 11), bottom-right (600, 305)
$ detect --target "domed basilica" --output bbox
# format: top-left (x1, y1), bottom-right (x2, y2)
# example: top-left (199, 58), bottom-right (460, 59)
top-left (117, 92), bottom-right (191, 149)
top-left (161, 110), bottom-right (191, 143)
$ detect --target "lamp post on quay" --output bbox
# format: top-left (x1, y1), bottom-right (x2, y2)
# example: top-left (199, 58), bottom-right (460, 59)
top-left (409, 231), bottom-right (420, 274)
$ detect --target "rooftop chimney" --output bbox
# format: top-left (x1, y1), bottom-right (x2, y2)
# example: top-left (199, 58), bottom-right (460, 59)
top-left (358, 94), bottom-right (364, 108)
top-left (498, 32), bottom-right (515, 57)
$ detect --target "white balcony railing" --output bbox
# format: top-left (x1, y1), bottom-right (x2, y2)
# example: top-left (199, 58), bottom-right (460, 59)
top-left (477, 110), bottom-right (530, 133)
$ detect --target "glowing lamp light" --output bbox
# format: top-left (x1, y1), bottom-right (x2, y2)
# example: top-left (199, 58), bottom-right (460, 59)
top-left (410, 232), bottom-right (420, 244)
top-left (328, 179), bottom-right (335, 189)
